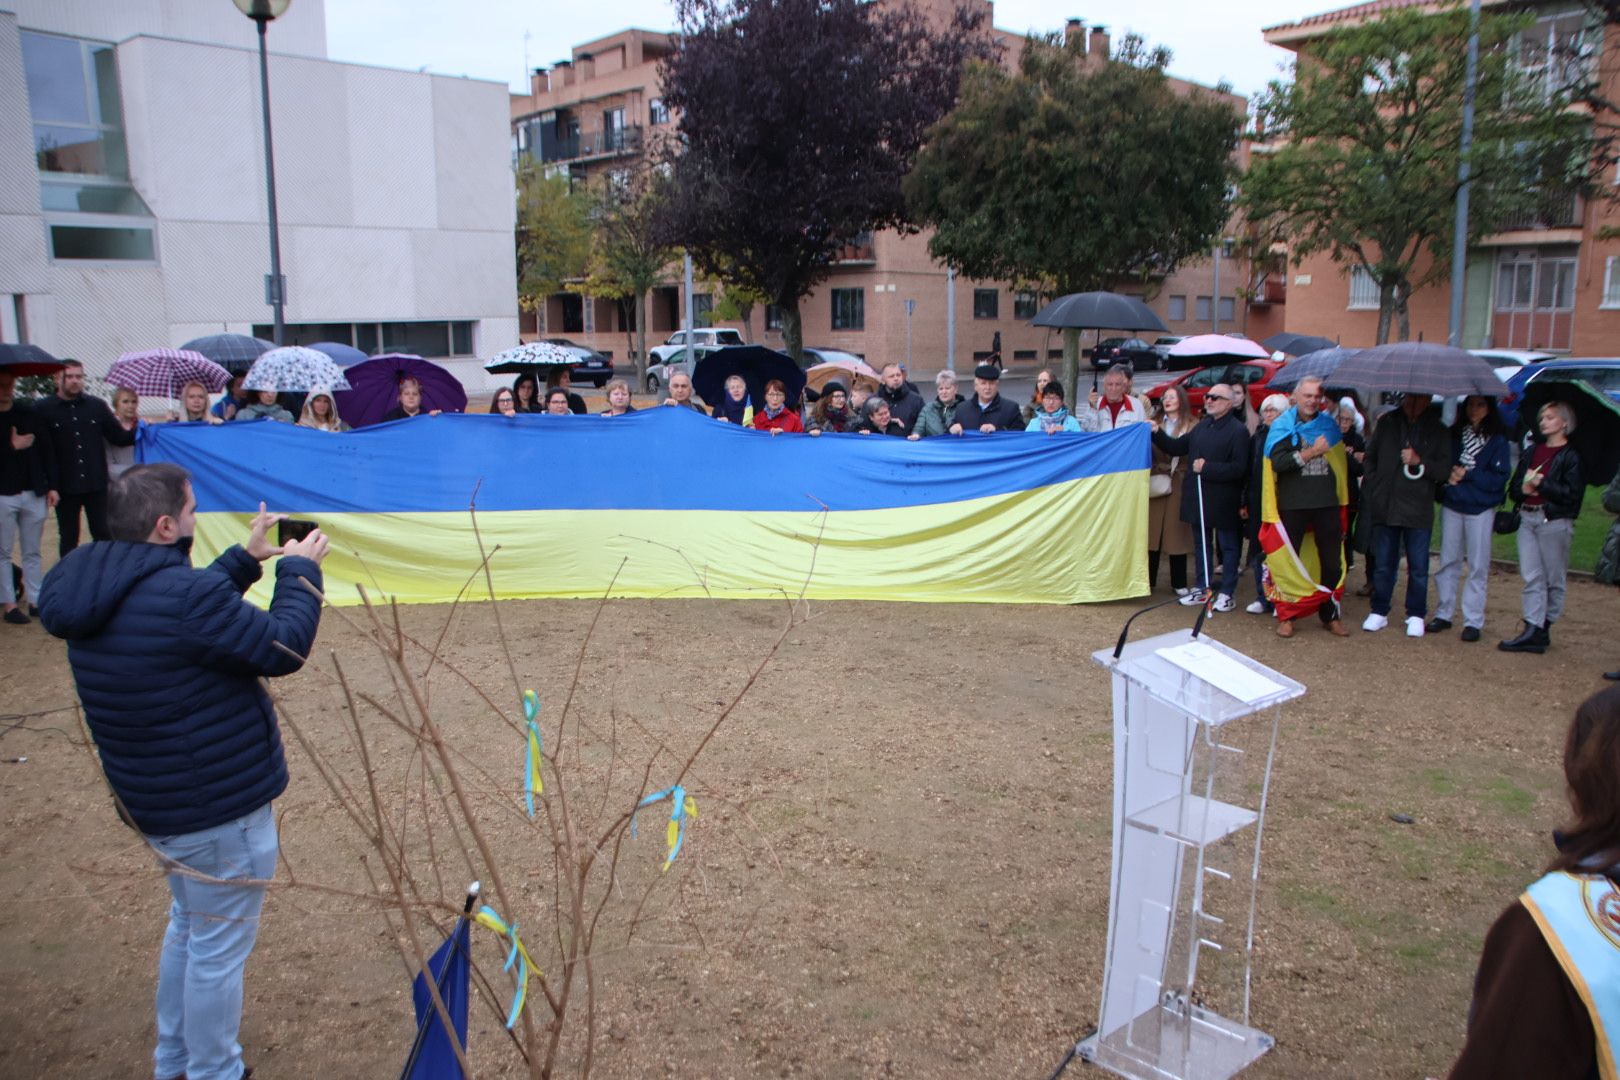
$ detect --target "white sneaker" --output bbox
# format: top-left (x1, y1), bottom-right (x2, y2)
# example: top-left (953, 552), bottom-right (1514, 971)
top-left (1179, 591), bottom-right (1208, 606)
top-left (1406, 616), bottom-right (1425, 638)
top-left (1213, 593), bottom-right (1235, 613)
top-left (1174, 587), bottom-right (1193, 597)
top-left (1245, 599), bottom-right (1267, 614)
top-left (1362, 613), bottom-right (1389, 632)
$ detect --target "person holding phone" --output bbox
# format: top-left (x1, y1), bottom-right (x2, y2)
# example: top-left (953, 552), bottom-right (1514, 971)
top-left (37, 463), bottom-right (327, 1080)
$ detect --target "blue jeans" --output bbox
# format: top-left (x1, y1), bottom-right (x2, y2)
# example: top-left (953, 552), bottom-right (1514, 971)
top-left (150, 804), bottom-right (278, 1080)
top-left (1371, 524), bottom-right (1432, 619)
top-left (1194, 526), bottom-right (1243, 596)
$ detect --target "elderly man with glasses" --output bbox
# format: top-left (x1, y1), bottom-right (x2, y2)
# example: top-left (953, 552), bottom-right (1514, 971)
top-left (1151, 383), bottom-right (1252, 611)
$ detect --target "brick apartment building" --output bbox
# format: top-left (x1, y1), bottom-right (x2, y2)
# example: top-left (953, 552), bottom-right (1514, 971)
top-left (511, 3), bottom-right (1283, 380)
top-left (1263, 1), bottom-right (1620, 355)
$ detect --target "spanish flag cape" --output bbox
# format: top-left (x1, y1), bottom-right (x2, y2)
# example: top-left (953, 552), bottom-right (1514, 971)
top-left (1260, 406), bottom-right (1350, 621)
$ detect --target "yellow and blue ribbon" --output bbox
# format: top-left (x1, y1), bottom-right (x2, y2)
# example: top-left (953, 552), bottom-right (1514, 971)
top-left (632, 784), bottom-right (698, 871)
top-left (522, 690), bottom-right (543, 819)
top-left (473, 904), bottom-right (538, 1028)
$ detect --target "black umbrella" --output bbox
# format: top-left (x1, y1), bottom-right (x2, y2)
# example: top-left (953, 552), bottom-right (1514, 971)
top-left (179, 333), bottom-right (276, 374)
top-left (1518, 378), bottom-right (1620, 488)
top-left (1030, 291), bottom-right (1167, 333)
top-left (693, 345), bottom-right (806, 408)
top-left (0, 343), bottom-right (64, 375)
top-left (1262, 332), bottom-right (1336, 356)
top-left (1032, 292), bottom-right (1167, 390)
top-left (1328, 342), bottom-right (1509, 398)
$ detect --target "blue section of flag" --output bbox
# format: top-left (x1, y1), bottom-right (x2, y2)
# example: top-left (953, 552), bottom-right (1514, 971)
top-left (402, 918), bottom-right (471, 1080)
top-left (138, 406), bottom-right (1149, 515)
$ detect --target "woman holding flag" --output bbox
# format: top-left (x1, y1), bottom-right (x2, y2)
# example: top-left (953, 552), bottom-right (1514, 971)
top-left (1260, 377), bottom-right (1350, 638)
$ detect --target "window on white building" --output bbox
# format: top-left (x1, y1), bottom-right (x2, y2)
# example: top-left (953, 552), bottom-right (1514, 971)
top-left (1348, 266), bottom-right (1380, 310)
top-left (21, 30), bottom-right (155, 262)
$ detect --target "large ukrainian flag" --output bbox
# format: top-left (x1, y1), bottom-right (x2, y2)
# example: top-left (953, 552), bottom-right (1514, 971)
top-left (139, 409), bottom-right (1150, 606)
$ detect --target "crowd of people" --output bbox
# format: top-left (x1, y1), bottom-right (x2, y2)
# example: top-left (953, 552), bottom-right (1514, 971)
top-left (5, 348), bottom-right (1620, 1080)
top-left (3, 356), bottom-right (1617, 678)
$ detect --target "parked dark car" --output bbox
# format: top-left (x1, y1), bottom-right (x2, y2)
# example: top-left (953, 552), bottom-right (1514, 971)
top-left (1500, 357), bottom-right (1620, 429)
top-left (1089, 336), bottom-right (1160, 371)
top-left (1151, 336), bottom-right (1186, 365)
top-left (542, 337), bottom-right (613, 387)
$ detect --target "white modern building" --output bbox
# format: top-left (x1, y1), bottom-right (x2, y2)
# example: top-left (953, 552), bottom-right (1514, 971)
top-left (0, 0), bottom-right (518, 389)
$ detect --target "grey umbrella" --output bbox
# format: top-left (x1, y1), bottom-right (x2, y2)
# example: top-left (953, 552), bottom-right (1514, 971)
top-left (1267, 347), bottom-right (1361, 391)
top-left (179, 333), bottom-right (277, 374)
top-left (1031, 291), bottom-right (1168, 333)
top-left (1328, 342), bottom-right (1509, 398)
top-left (1262, 332), bottom-right (1336, 356)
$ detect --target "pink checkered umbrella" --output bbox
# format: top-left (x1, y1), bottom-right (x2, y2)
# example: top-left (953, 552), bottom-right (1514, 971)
top-left (107, 348), bottom-right (232, 401)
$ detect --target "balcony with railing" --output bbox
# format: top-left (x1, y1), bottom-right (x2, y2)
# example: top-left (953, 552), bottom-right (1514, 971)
top-left (830, 231), bottom-right (875, 267)
top-left (1493, 187), bottom-right (1582, 233)
top-left (516, 121), bottom-right (645, 166)
top-left (1248, 273), bottom-right (1286, 305)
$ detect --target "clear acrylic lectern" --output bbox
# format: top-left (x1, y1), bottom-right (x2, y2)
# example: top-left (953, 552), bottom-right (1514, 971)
top-left (1078, 629), bottom-right (1304, 1080)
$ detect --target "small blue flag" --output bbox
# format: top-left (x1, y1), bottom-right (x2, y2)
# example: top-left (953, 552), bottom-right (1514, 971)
top-left (401, 917), bottom-right (471, 1080)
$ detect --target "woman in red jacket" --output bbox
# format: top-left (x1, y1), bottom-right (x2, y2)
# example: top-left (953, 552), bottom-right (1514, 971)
top-left (750, 379), bottom-right (803, 435)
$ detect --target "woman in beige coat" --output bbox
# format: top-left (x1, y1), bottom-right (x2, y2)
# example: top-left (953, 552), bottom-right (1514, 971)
top-left (1147, 385), bottom-right (1195, 593)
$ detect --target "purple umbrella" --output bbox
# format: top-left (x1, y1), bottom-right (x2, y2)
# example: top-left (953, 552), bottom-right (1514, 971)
top-left (333, 353), bottom-right (468, 428)
top-left (107, 348), bottom-right (231, 400)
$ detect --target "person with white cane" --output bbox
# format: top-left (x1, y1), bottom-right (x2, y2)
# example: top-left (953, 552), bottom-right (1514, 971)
top-left (1151, 386), bottom-right (1252, 612)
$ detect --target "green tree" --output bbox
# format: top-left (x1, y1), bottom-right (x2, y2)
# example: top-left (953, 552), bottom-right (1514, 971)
top-left (576, 172), bottom-right (675, 389)
top-left (1242, 6), bottom-right (1592, 343)
top-left (904, 33), bottom-right (1240, 402)
top-left (657, 0), bottom-right (995, 364)
top-left (706, 277), bottom-right (771, 342)
top-left (516, 163), bottom-right (591, 314)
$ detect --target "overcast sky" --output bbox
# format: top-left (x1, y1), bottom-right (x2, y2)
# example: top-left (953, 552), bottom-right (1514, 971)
top-left (325, 0), bottom-right (1341, 101)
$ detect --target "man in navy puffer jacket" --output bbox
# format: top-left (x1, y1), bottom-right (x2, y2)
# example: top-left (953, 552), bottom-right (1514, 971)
top-left (39, 462), bottom-right (326, 1080)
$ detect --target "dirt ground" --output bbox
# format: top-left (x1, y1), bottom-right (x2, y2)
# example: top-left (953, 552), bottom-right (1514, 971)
top-left (1, 551), bottom-right (1616, 1079)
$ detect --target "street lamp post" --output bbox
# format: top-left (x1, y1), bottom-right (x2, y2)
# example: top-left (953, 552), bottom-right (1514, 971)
top-left (233, 0), bottom-right (291, 345)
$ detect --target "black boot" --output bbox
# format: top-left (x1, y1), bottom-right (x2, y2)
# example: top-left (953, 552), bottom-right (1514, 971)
top-left (1604, 669), bottom-right (1620, 681)
top-left (1499, 622), bottom-right (1547, 654)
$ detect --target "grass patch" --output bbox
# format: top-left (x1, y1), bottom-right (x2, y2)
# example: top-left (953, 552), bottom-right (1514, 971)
top-left (1454, 841), bottom-right (1515, 882)
top-left (1422, 768), bottom-right (1457, 796)
top-left (1481, 777), bottom-right (1536, 817)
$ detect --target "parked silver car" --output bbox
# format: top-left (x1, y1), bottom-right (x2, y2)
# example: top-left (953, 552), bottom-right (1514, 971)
top-left (644, 328), bottom-right (747, 393)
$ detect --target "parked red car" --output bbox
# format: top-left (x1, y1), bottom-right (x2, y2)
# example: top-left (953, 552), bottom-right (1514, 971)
top-left (1145, 358), bottom-right (1288, 414)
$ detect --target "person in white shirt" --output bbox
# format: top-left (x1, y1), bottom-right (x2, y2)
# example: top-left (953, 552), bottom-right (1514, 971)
top-left (1080, 365), bottom-right (1148, 431)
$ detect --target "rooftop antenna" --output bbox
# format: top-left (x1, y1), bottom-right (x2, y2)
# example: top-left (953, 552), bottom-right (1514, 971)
top-left (523, 29), bottom-right (531, 85)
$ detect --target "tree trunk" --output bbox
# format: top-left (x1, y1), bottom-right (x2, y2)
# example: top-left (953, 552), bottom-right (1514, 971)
top-left (739, 303), bottom-right (755, 343)
top-left (634, 290), bottom-right (649, 388)
top-left (1062, 328), bottom-right (1081, 408)
top-left (782, 301), bottom-right (804, 366)
top-left (1376, 283), bottom-right (1394, 345)
top-left (620, 298), bottom-right (637, 384)
top-left (1393, 279), bottom-right (1412, 342)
